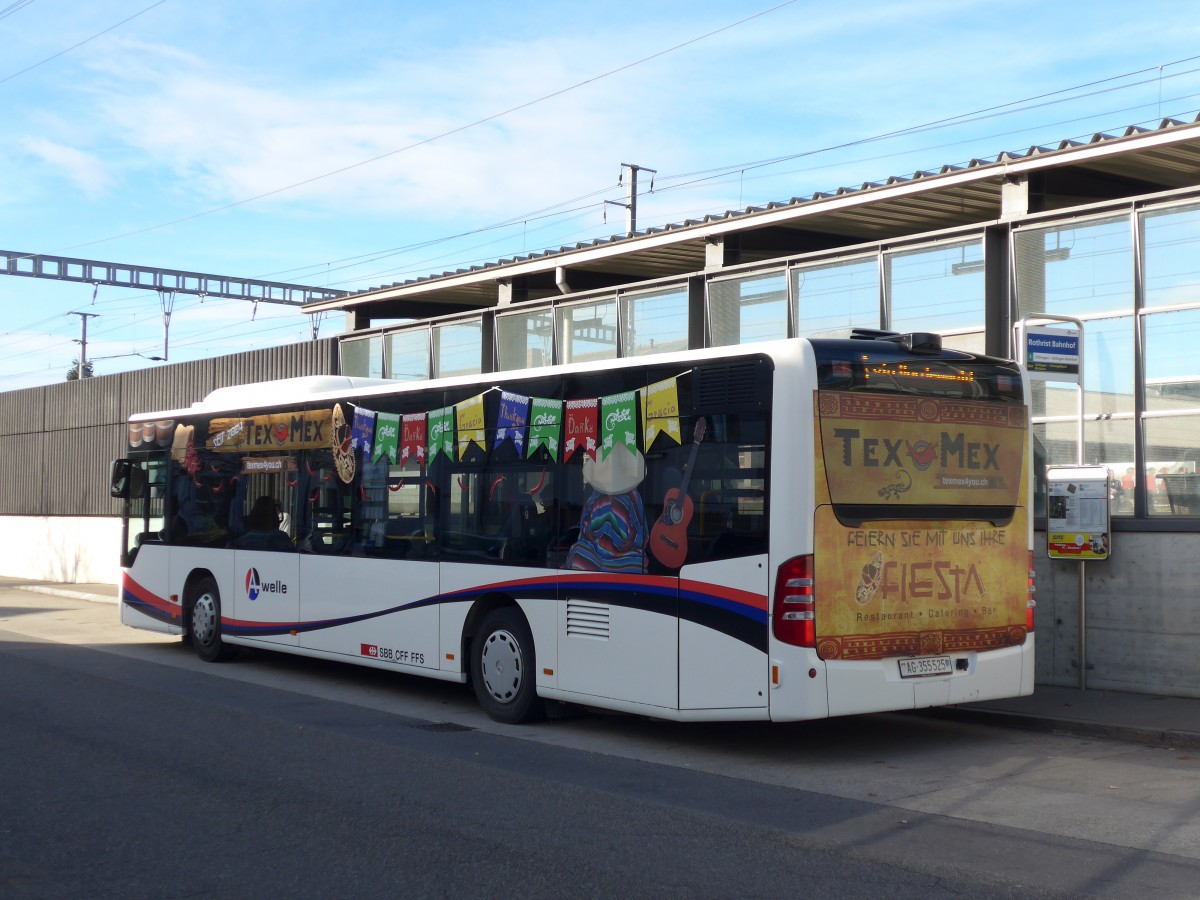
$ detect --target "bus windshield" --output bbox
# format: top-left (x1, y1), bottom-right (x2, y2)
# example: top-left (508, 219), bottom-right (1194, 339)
top-left (815, 342), bottom-right (1024, 403)
top-left (813, 344), bottom-right (1028, 524)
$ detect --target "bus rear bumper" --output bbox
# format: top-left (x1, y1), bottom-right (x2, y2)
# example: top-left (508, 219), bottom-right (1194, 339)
top-left (818, 638), bottom-right (1034, 719)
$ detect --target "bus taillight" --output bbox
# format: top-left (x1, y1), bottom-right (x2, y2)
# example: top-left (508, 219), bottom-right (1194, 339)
top-left (1026, 550), bottom-right (1036, 633)
top-left (773, 555), bottom-right (815, 647)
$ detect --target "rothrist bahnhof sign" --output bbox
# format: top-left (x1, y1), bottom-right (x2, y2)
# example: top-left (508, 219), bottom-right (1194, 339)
top-left (1024, 327), bottom-right (1081, 382)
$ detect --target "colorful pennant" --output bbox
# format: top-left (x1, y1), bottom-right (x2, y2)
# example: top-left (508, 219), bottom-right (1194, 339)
top-left (400, 412), bottom-right (426, 467)
top-left (600, 391), bottom-right (638, 461)
top-left (351, 406), bottom-right (376, 456)
top-left (527, 397), bottom-right (562, 460)
top-left (642, 376), bottom-right (682, 448)
top-left (564, 398), bottom-right (598, 462)
top-left (373, 412), bottom-right (400, 464)
top-left (495, 390), bottom-right (531, 453)
top-left (427, 406), bottom-right (454, 461)
top-left (456, 393), bottom-right (487, 460)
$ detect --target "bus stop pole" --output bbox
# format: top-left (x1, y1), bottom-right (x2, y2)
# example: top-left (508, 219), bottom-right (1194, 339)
top-left (1015, 314), bottom-right (1087, 690)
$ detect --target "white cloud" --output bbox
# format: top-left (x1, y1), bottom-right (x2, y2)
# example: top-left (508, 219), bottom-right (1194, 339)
top-left (65, 26), bottom-right (810, 225)
top-left (19, 137), bottom-right (114, 199)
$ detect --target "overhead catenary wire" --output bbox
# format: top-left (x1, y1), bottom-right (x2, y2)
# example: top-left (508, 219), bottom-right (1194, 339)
top-left (8, 7), bottom-right (1199, 288)
top-left (0, 0), bottom-right (169, 86)
top-left (44, 1), bottom-right (804, 257)
top-left (7, 32), bottom-right (1200, 383)
top-left (259, 62), bottom-right (1200, 292)
top-left (0, 0), bottom-right (37, 22)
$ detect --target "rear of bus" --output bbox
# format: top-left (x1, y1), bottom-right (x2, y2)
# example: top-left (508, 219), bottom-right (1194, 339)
top-left (772, 333), bottom-right (1034, 719)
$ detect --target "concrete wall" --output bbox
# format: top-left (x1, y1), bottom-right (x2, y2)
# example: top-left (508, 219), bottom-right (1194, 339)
top-left (0, 516), bottom-right (122, 584)
top-left (1033, 531), bottom-right (1200, 698)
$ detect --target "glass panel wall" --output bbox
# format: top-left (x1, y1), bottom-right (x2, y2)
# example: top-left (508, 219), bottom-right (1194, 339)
top-left (886, 239), bottom-right (984, 333)
top-left (1145, 307), bottom-right (1200, 410)
top-left (1143, 417), bottom-right (1200, 515)
top-left (386, 328), bottom-right (429, 381)
top-left (432, 320), bottom-right (482, 378)
top-left (1015, 216), bottom-right (1133, 318)
top-left (1016, 217), bottom-right (1136, 513)
top-left (496, 307), bottom-right (554, 371)
top-left (1141, 204), bottom-right (1200, 517)
top-left (793, 256), bottom-right (879, 337)
top-left (339, 334), bottom-right (383, 378)
top-left (558, 297), bottom-right (617, 364)
top-left (621, 285), bottom-right (689, 356)
top-left (707, 269), bottom-right (788, 347)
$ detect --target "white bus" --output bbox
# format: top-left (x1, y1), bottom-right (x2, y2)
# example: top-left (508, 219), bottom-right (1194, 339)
top-left (112, 332), bottom-right (1035, 723)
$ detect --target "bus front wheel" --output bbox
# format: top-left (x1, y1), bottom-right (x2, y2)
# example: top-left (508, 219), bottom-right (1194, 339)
top-left (471, 608), bottom-right (543, 724)
top-left (188, 577), bottom-right (233, 663)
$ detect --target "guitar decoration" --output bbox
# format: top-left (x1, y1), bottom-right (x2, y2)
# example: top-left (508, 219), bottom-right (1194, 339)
top-left (649, 417), bottom-right (706, 569)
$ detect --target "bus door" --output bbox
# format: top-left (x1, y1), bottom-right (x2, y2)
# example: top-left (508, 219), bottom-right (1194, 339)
top-left (112, 453), bottom-right (175, 631)
top-left (676, 420), bottom-right (771, 711)
top-left (111, 454), bottom-right (168, 568)
top-left (556, 444), bottom-right (680, 711)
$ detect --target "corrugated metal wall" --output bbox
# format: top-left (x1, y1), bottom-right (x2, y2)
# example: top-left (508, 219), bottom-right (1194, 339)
top-left (0, 337), bottom-right (339, 516)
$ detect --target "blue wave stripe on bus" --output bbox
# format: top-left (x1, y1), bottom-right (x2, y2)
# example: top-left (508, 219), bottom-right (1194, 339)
top-left (120, 577), bottom-right (178, 626)
top-left (679, 583), bottom-right (769, 625)
top-left (124, 571), bottom-right (769, 650)
top-left (223, 594), bottom-right (445, 637)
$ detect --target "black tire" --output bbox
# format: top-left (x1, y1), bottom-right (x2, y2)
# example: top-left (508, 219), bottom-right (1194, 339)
top-left (471, 607), bottom-right (543, 724)
top-left (188, 577), bottom-right (233, 663)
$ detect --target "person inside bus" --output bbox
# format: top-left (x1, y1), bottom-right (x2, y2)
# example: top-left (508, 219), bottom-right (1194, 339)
top-left (230, 495), bottom-right (293, 552)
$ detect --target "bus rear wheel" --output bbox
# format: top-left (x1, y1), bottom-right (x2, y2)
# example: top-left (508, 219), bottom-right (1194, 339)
top-left (471, 608), bottom-right (543, 724)
top-left (188, 577), bottom-right (233, 663)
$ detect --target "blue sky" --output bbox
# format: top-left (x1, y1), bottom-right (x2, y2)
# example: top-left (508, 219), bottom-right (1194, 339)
top-left (3, 0), bottom-right (1200, 389)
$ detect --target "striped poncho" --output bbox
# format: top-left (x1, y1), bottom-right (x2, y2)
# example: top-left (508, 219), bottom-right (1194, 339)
top-left (564, 489), bottom-right (647, 574)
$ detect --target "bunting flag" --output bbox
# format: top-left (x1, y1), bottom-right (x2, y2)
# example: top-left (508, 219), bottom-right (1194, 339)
top-left (373, 412), bottom-right (400, 464)
top-left (456, 393), bottom-right (487, 460)
top-left (330, 376), bottom-right (684, 469)
top-left (495, 390), bottom-right (531, 453)
top-left (600, 390), bottom-right (638, 460)
top-left (564, 398), bottom-right (598, 462)
top-left (351, 406), bottom-right (376, 456)
top-left (642, 376), bottom-right (682, 448)
top-left (400, 412), bottom-right (426, 467)
top-left (427, 406), bottom-right (453, 461)
top-left (527, 397), bottom-right (562, 460)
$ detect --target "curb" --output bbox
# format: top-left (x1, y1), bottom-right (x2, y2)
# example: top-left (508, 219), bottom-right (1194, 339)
top-left (924, 706), bottom-right (1200, 752)
top-left (8, 584), bottom-right (118, 605)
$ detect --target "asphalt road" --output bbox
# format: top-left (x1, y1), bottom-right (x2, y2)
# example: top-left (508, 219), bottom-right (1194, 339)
top-left (2, 589), bottom-right (1199, 899)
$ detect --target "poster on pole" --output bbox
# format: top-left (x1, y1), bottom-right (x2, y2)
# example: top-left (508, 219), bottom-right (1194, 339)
top-left (1025, 327), bottom-right (1081, 382)
top-left (1046, 466), bottom-right (1110, 560)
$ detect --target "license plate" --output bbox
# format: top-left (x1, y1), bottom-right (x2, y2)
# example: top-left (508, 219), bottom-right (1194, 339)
top-left (898, 655), bottom-right (953, 678)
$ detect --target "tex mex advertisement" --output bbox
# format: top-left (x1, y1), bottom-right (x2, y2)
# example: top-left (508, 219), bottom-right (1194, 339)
top-left (813, 390), bottom-right (1030, 661)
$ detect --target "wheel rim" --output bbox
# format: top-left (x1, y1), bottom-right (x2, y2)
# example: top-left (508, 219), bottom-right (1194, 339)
top-left (480, 629), bottom-right (523, 705)
top-left (192, 592), bottom-right (218, 646)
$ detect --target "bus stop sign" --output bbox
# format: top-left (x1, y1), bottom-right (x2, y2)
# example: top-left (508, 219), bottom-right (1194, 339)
top-left (1025, 327), bottom-right (1081, 382)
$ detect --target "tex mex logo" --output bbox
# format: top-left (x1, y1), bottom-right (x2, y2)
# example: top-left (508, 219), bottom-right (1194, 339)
top-left (831, 429), bottom-right (1000, 473)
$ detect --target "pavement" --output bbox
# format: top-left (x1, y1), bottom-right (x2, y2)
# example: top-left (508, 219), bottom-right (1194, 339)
top-left (5, 576), bottom-right (1200, 751)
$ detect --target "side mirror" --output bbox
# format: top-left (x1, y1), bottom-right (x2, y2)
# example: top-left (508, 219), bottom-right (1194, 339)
top-left (110, 459), bottom-right (133, 499)
top-left (111, 460), bottom-right (147, 499)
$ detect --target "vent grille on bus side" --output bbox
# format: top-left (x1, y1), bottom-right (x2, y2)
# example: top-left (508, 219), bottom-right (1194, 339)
top-left (694, 358), bottom-right (771, 412)
top-left (566, 599), bottom-right (610, 641)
